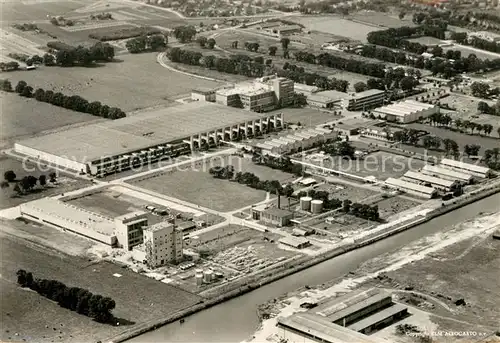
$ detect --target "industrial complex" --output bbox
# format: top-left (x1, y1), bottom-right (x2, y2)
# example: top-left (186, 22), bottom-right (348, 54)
top-left (277, 288), bottom-right (409, 342)
top-left (372, 100), bottom-right (439, 123)
top-left (14, 102), bottom-right (284, 176)
top-left (306, 89), bottom-right (386, 111)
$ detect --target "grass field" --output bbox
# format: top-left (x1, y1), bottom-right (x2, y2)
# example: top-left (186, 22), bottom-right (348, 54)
top-left (0, 0), bottom-right (90, 21)
top-left (128, 156), bottom-right (296, 211)
top-left (290, 16), bottom-right (375, 42)
top-left (376, 196), bottom-right (421, 220)
top-left (313, 182), bottom-right (380, 202)
top-left (3, 53), bottom-right (223, 112)
top-left (349, 12), bottom-right (416, 29)
top-left (444, 45), bottom-right (500, 60)
top-left (0, 156), bottom-right (92, 209)
top-left (406, 123), bottom-right (500, 154)
top-left (0, 92), bottom-right (101, 147)
top-left (0, 234), bottom-right (202, 343)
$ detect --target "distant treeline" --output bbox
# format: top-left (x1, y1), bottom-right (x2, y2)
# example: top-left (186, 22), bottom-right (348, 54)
top-left (89, 26), bottom-right (162, 41)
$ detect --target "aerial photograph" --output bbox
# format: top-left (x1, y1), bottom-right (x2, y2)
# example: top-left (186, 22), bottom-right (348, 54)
top-left (0, 0), bottom-right (499, 342)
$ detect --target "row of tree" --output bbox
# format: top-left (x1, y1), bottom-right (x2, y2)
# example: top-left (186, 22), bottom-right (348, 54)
top-left (428, 112), bottom-right (498, 137)
top-left (478, 101), bottom-right (500, 116)
top-left (125, 34), bottom-right (167, 53)
top-left (484, 148), bottom-right (500, 171)
top-left (173, 25), bottom-right (197, 43)
top-left (12, 80), bottom-right (126, 119)
top-left (196, 36), bottom-right (216, 49)
top-left (321, 141), bottom-right (356, 159)
top-left (17, 270), bottom-right (116, 323)
top-left (471, 81), bottom-right (500, 100)
top-left (1, 173), bottom-right (57, 195)
top-left (281, 62), bottom-right (350, 92)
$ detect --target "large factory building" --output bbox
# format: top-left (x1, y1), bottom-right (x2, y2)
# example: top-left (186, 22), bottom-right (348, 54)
top-left (15, 102), bottom-right (284, 177)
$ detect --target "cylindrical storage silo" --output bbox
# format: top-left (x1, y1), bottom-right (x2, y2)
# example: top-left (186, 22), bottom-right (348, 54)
top-left (311, 200), bottom-right (323, 214)
top-left (204, 270), bottom-right (213, 283)
top-left (195, 273), bottom-right (203, 286)
top-left (300, 197), bottom-right (312, 211)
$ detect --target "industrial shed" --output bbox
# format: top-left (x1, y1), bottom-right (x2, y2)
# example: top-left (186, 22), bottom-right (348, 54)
top-left (440, 159), bottom-right (492, 178)
top-left (278, 236), bottom-right (310, 249)
top-left (385, 177), bottom-right (437, 198)
top-left (421, 164), bottom-right (473, 184)
top-left (373, 100), bottom-right (438, 123)
top-left (402, 170), bottom-right (458, 191)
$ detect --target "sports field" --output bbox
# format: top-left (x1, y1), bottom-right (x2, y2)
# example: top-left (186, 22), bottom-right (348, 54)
top-left (290, 16), bottom-right (375, 42)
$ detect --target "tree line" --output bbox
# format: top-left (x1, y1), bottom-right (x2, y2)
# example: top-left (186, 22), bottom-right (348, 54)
top-left (10, 80), bottom-right (126, 119)
top-left (451, 32), bottom-right (500, 54)
top-left (16, 270), bottom-right (116, 323)
top-left (428, 112), bottom-right (497, 137)
top-left (46, 41), bottom-right (115, 67)
top-left (365, 26), bottom-right (500, 76)
top-left (125, 34), bottom-right (167, 53)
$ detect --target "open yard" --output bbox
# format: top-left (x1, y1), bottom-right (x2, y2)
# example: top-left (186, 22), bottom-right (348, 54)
top-left (376, 196), bottom-right (422, 220)
top-left (444, 44), bottom-right (500, 60)
top-left (0, 92), bottom-right (101, 147)
top-left (0, 156), bottom-right (92, 209)
top-left (3, 53), bottom-right (223, 112)
top-left (349, 11), bottom-right (416, 29)
top-left (309, 151), bottom-right (427, 180)
top-left (276, 107), bottom-right (342, 127)
top-left (0, 234), bottom-right (202, 343)
top-left (128, 155), bottom-right (298, 211)
top-left (313, 182), bottom-right (380, 202)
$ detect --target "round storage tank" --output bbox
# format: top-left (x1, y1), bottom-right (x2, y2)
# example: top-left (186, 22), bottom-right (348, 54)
top-left (300, 197), bottom-right (312, 211)
top-left (311, 200), bottom-right (323, 214)
top-left (195, 273), bottom-right (203, 286)
top-left (195, 269), bottom-right (203, 274)
top-left (203, 270), bottom-right (213, 283)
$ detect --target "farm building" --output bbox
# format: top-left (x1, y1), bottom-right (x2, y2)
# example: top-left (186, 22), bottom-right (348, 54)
top-left (19, 198), bottom-right (149, 248)
top-left (15, 102), bottom-right (284, 176)
top-left (439, 158), bottom-right (492, 178)
top-left (278, 236), bottom-right (310, 249)
top-left (385, 177), bottom-right (437, 198)
top-left (278, 288), bottom-right (408, 341)
top-left (373, 100), bottom-right (439, 123)
top-left (252, 206), bottom-right (294, 227)
top-left (421, 164), bottom-right (473, 184)
top-left (402, 170), bottom-right (458, 191)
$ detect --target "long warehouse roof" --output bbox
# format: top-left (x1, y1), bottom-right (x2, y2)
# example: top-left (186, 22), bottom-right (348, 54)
top-left (385, 177), bottom-right (436, 195)
top-left (440, 158), bottom-right (491, 175)
top-left (404, 170), bottom-right (456, 188)
top-left (422, 164), bottom-right (473, 182)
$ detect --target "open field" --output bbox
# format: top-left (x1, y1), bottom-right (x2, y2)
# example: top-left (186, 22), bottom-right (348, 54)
top-left (0, 28), bottom-right (47, 63)
top-left (0, 233), bottom-right (202, 343)
top-left (307, 151), bottom-right (427, 180)
top-left (4, 53), bottom-right (223, 112)
top-left (0, 92), bottom-right (102, 147)
top-left (376, 196), bottom-right (421, 220)
top-left (0, 156), bottom-right (92, 209)
top-left (290, 16), bottom-right (375, 42)
top-left (361, 228), bottom-right (500, 330)
top-left (313, 182), bottom-right (380, 202)
top-left (406, 123), bottom-right (500, 154)
top-left (444, 45), bottom-right (500, 60)
top-left (128, 155), bottom-right (298, 211)
top-left (441, 94), bottom-right (500, 127)
top-left (349, 12), bottom-right (416, 29)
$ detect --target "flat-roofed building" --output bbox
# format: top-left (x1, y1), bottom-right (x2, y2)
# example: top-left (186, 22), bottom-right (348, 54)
top-left (132, 222), bottom-right (183, 268)
top-left (385, 177), bottom-right (437, 198)
top-left (373, 100), bottom-right (439, 123)
top-left (347, 89), bottom-right (385, 111)
top-left (440, 158), bottom-right (492, 178)
top-left (294, 83), bottom-right (320, 96)
top-left (347, 303), bottom-right (408, 334)
top-left (254, 128), bottom-right (336, 155)
top-left (19, 197), bottom-right (118, 246)
top-left (307, 90), bottom-right (346, 109)
top-left (252, 207), bottom-right (294, 227)
top-left (15, 102), bottom-right (283, 176)
top-left (421, 164), bottom-right (473, 184)
top-left (191, 87), bottom-right (217, 102)
top-left (403, 170), bottom-right (458, 191)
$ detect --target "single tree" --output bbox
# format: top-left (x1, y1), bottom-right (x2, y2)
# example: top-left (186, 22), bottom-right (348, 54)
top-left (207, 38), bottom-right (216, 49)
top-left (15, 80), bottom-right (27, 94)
top-left (39, 174), bottom-right (47, 186)
top-left (4, 170), bottom-right (16, 182)
top-left (280, 37), bottom-right (290, 50)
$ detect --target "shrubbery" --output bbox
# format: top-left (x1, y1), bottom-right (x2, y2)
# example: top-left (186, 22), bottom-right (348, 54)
top-left (46, 41), bottom-right (115, 66)
top-left (17, 270), bottom-right (116, 323)
top-left (14, 80), bottom-right (126, 119)
top-left (89, 26), bottom-right (161, 41)
top-left (125, 34), bottom-right (167, 53)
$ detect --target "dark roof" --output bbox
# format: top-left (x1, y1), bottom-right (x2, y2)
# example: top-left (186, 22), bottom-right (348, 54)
top-left (176, 221), bottom-right (196, 231)
top-left (348, 303), bottom-right (408, 332)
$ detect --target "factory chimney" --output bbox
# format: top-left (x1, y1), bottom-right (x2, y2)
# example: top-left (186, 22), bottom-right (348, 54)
top-left (277, 194), bottom-right (281, 209)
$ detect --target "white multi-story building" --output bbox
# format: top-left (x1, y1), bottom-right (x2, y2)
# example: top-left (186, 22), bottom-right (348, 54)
top-left (133, 222), bottom-right (183, 268)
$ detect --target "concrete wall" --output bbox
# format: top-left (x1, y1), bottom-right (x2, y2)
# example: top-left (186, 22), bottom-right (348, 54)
top-left (15, 143), bottom-right (88, 173)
